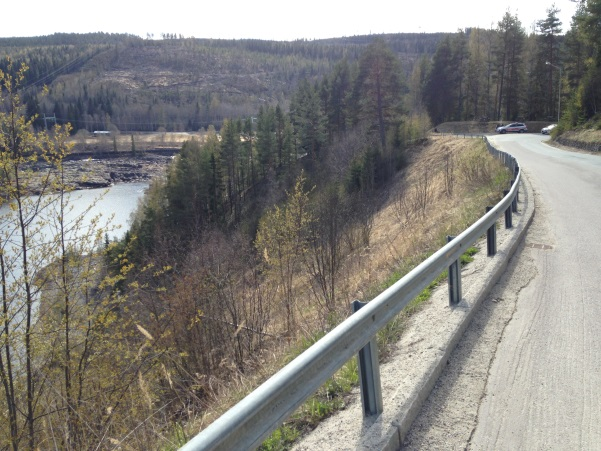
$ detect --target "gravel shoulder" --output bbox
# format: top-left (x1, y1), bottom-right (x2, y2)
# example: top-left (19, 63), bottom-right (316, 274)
top-left (401, 185), bottom-right (541, 449)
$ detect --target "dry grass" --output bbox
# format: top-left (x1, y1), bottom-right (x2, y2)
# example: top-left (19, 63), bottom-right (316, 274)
top-left (560, 128), bottom-right (601, 143)
top-left (175, 135), bottom-right (509, 446)
top-left (341, 135), bottom-right (504, 303)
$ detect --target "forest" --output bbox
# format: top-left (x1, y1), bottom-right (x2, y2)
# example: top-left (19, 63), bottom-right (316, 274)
top-left (1, 32), bottom-right (442, 133)
top-left (2, 1), bottom-right (601, 449)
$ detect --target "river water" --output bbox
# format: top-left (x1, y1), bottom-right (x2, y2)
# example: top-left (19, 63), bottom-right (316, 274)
top-left (0, 182), bottom-right (148, 322)
top-left (0, 182), bottom-right (148, 278)
top-left (1, 181), bottom-right (148, 241)
top-left (59, 182), bottom-right (149, 240)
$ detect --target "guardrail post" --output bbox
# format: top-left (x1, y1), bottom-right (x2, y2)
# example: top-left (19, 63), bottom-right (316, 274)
top-left (514, 171), bottom-right (520, 204)
top-left (504, 190), bottom-right (513, 228)
top-left (447, 236), bottom-right (462, 305)
top-left (352, 301), bottom-right (383, 417)
top-left (510, 181), bottom-right (518, 213)
top-left (486, 206), bottom-right (497, 256)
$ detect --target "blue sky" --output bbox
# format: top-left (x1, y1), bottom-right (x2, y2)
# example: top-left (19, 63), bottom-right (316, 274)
top-left (5, 0), bottom-right (578, 40)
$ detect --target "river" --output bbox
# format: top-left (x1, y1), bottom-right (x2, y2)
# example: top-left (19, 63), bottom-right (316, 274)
top-left (59, 182), bottom-right (149, 240)
top-left (0, 181), bottom-right (148, 324)
top-left (3, 182), bottom-right (147, 236)
top-left (1, 181), bottom-right (148, 239)
top-left (0, 181), bottom-right (148, 278)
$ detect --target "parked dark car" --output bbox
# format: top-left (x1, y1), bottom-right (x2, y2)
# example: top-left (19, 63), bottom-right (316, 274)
top-left (496, 122), bottom-right (528, 133)
top-left (541, 124), bottom-right (557, 135)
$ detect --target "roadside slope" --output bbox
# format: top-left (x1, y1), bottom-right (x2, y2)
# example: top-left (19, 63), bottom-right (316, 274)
top-left (291, 144), bottom-right (534, 450)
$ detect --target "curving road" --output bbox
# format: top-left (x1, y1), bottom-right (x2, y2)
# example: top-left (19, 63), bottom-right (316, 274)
top-left (402, 134), bottom-right (601, 449)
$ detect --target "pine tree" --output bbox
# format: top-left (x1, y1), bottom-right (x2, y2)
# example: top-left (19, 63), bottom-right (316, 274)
top-left (424, 37), bottom-right (456, 125)
top-left (537, 6), bottom-right (563, 120)
top-left (325, 59), bottom-right (353, 139)
top-left (291, 80), bottom-right (327, 160)
top-left (352, 39), bottom-right (405, 150)
top-left (220, 119), bottom-right (240, 218)
top-left (494, 12), bottom-right (526, 121)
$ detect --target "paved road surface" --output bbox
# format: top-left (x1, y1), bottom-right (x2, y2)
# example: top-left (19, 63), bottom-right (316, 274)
top-left (402, 134), bottom-right (601, 449)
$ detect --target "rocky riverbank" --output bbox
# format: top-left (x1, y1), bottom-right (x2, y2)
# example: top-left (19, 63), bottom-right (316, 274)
top-left (32, 153), bottom-right (173, 192)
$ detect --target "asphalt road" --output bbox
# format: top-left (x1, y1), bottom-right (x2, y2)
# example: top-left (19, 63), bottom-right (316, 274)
top-left (403, 134), bottom-right (601, 449)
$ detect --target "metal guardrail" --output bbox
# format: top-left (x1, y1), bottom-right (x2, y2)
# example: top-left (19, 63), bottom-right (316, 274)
top-left (181, 137), bottom-right (520, 451)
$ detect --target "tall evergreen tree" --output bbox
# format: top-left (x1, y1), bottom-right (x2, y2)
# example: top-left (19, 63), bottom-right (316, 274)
top-left (325, 59), bottom-right (353, 139)
top-left (220, 119), bottom-right (240, 218)
top-left (450, 31), bottom-right (469, 120)
top-left (290, 80), bottom-right (327, 160)
top-left (352, 39), bottom-right (405, 150)
top-left (581, 0), bottom-right (601, 66)
top-left (163, 133), bottom-right (224, 234)
top-left (537, 6), bottom-right (563, 120)
top-left (407, 55), bottom-right (430, 116)
top-left (274, 104), bottom-right (286, 168)
top-left (424, 36), bottom-right (456, 125)
top-left (464, 28), bottom-right (492, 121)
top-left (564, 3), bottom-right (589, 91)
top-left (494, 11), bottom-right (526, 120)
top-left (241, 116), bottom-right (256, 188)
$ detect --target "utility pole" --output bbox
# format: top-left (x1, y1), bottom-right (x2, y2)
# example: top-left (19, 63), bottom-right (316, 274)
top-left (42, 113), bottom-right (57, 130)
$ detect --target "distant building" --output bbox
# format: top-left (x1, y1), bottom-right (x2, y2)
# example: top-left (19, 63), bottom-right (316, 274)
top-left (93, 131), bottom-right (111, 137)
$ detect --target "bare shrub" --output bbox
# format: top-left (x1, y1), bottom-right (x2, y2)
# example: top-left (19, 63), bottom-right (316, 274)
top-left (444, 151), bottom-right (455, 197)
top-left (354, 196), bottom-right (377, 246)
top-left (304, 187), bottom-right (346, 316)
top-left (393, 167), bottom-right (434, 225)
top-left (393, 185), bottom-right (413, 225)
top-left (456, 147), bottom-right (494, 187)
top-left (324, 125), bottom-right (373, 182)
top-left (360, 207), bottom-right (375, 247)
top-left (411, 168), bottom-right (432, 218)
top-left (342, 193), bottom-right (376, 249)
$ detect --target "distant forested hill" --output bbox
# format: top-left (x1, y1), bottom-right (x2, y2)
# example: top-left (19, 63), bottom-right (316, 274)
top-left (1, 32), bottom-right (446, 132)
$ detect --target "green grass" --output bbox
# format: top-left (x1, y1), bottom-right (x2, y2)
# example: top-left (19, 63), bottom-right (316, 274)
top-left (258, 358), bottom-right (357, 451)
top-left (162, 423), bottom-right (189, 451)
top-left (460, 246), bottom-right (479, 265)
top-left (260, 425), bottom-right (301, 451)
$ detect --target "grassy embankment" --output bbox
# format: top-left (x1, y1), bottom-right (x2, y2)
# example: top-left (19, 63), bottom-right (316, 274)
top-left (167, 135), bottom-right (511, 450)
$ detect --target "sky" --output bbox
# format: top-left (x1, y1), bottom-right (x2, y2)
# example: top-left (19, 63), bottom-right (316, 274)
top-left (3, 0), bottom-right (579, 41)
